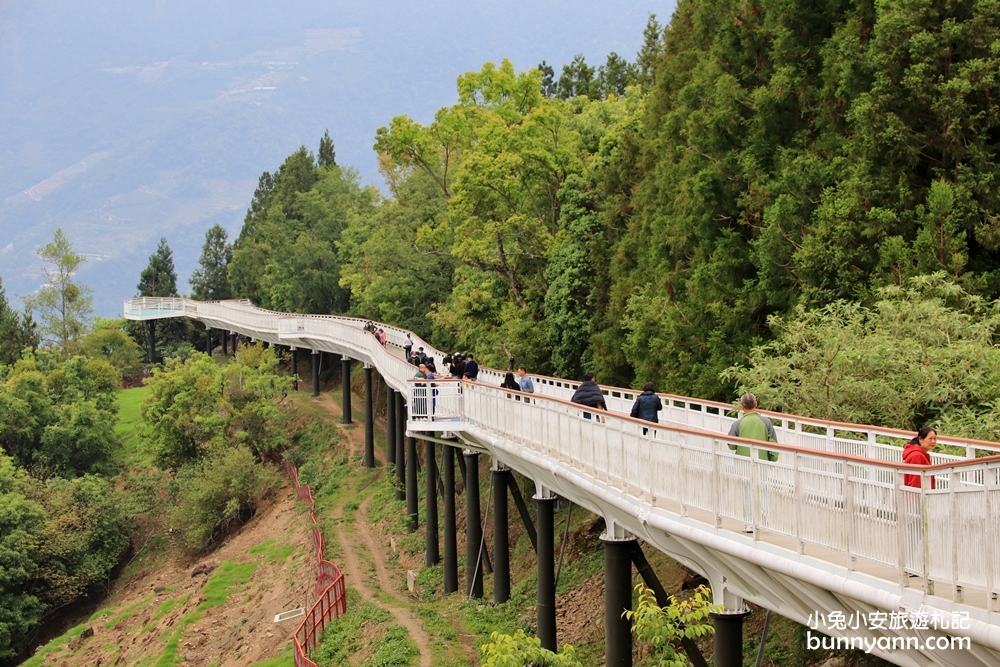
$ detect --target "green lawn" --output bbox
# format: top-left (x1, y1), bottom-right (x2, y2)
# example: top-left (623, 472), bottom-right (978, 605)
top-left (116, 385), bottom-right (152, 467)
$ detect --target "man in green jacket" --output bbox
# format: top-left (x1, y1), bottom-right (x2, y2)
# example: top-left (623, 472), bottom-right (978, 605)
top-left (727, 393), bottom-right (779, 461)
top-left (727, 393), bottom-right (779, 534)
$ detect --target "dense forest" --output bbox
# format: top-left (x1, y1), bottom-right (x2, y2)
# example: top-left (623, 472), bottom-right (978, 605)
top-left (227, 0), bottom-right (1000, 423)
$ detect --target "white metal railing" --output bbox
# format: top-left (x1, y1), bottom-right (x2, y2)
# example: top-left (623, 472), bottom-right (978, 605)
top-left (123, 297), bottom-right (1000, 609)
top-left (408, 379), bottom-right (463, 421)
top-left (454, 382), bottom-right (1000, 608)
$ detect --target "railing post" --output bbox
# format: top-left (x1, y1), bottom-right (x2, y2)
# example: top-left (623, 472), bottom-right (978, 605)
top-left (465, 450), bottom-right (484, 599)
top-left (311, 350), bottom-right (320, 398)
top-left (386, 389), bottom-right (396, 466)
top-left (425, 440), bottom-right (439, 565)
top-left (341, 356), bottom-right (353, 424)
top-left (535, 488), bottom-right (557, 651)
top-left (363, 365), bottom-right (374, 468)
top-left (443, 443), bottom-right (458, 594)
top-left (493, 464), bottom-right (510, 604)
top-left (407, 436), bottom-right (418, 532)
top-left (395, 393), bottom-right (405, 501)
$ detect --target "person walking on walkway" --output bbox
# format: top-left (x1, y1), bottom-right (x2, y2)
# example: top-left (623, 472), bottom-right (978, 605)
top-left (403, 333), bottom-right (413, 361)
top-left (903, 427), bottom-right (937, 489)
top-left (630, 382), bottom-right (662, 435)
top-left (463, 354), bottom-right (479, 381)
top-left (727, 393), bottom-right (778, 533)
top-left (902, 426), bottom-right (937, 575)
top-left (571, 372), bottom-right (606, 420)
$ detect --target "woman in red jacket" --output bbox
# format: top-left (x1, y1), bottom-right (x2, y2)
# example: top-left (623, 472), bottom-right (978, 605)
top-left (902, 426), bottom-right (937, 489)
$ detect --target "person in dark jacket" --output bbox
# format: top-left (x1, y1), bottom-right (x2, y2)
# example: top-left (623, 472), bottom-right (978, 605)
top-left (630, 382), bottom-right (662, 434)
top-left (463, 354), bottom-right (479, 381)
top-left (571, 373), bottom-right (606, 420)
top-left (449, 354), bottom-right (466, 379)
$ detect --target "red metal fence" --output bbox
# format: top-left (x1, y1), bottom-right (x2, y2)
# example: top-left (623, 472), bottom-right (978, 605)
top-left (283, 460), bottom-right (347, 667)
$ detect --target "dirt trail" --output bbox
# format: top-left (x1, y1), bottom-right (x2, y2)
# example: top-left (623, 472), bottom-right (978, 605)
top-left (309, 393), bottom-right (439, 667)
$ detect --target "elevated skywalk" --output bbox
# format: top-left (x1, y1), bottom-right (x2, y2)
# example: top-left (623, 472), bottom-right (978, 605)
top-left (126, 297), bottom-right (1000, 667)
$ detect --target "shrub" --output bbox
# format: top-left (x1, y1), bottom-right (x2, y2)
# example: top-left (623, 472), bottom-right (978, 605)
top-left (169, 446), bottom-right (280, 550)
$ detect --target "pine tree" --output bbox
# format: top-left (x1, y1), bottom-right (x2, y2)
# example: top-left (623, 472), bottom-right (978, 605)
top-left (190, 225), bottom-right (233, 301)
top-left (318, 130), bottom-right (336, 168)
top-left (137, 238), bottom-right (178, 298)
top-left (0, 277), bottom-right (39, 365)
top-left (537, 61), bottom-right (557, 98)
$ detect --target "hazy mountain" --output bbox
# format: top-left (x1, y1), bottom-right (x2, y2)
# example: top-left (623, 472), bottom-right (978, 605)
top-left (0, 0), bottom-right (670, 316)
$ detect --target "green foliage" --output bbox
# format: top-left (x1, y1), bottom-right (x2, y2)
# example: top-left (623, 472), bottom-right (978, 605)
top-left (83, 318), bottom-right (144, 382)
top-left (141, 345), bottom-right (288, 468)
top-left (169, 445), bottom-right (279, 549)
top-left (624, 584), bottom-right (718, 667)
top-left (0, 277), bottom-right (40, 367)
top-left (0, 454), bottom-right (45, 662)
top-left (190, 224), bottom-right (233, 302)
top-left (0, 351), bottom-right (120, 476)
top-left (480, 629), bottom-right (583, 667)
top-left (24, 228), bottom-right (93, 348)
top-left (726, 274), bottom-right (1000, 435)
top-left (21, 474), bottom-right (131, 610)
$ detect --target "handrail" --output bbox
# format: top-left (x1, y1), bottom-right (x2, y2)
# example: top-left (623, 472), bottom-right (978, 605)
top-left (282, 459), bottom-right (347, 666)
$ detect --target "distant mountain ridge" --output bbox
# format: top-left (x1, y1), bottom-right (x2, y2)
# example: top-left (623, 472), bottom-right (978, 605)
top-left (0, 0), bottom-right (663, 316)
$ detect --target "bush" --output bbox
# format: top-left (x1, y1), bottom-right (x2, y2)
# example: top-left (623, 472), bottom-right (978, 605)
top-left (169, 446), bottom-right (280, 550)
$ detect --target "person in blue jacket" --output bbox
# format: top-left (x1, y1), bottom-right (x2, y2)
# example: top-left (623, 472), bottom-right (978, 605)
top-left (630, 382), bottom-right (662, 434)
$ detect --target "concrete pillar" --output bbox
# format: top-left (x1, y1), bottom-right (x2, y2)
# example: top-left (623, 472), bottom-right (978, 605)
top-left (395, 392), bottom-right (405, 501)
top-left (311, 350), bottom-right (320, 397)
top-left (406, 436), bottom-right (418, 532)
top-left (425, 440), bottom-right (439, 565)
top-left (443, 444), bottom-right (458, 594)
top-left (341, 356), bottom-right (353, 424)
top-left (363, 365), bottom-right (374, 468)
top-left (493, 465), bottom-right (511, 604)
top-left (465, 450), bottom-right (483, 599)
top-left (535, 490), bottom-right (557, 651)
top-left (603, 528), bottom-right (637, 667)
top-left (386, 389), bottom-right (396, 466)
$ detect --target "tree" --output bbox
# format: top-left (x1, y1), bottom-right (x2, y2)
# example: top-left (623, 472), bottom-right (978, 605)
top-left (0, 277), bottom-right (39, 366)
top-left (625, 584), bottom-right (717, 667)
top-left (24, 229), bottom-right (93, 348)
top-left (480, 629), bottom-right (582, 667)
top-left (597, 52), bottom-right (635, 98)
top-left (137, 238), bottom-right (187, 361)
top-left (725, 274), bottom-right (1000, 438)
top-left (190, 225), bottom-right (233, 301)
top-left (83, 318), bottom-right (144, 382)
top-left (557, 54), bottom-right (596, 99)
top-left (633, 14), bottom-right (663, 87)
top-left (538, 60), bottom-right (557, 98)
top-left (0, 454), bottom-right (45, 662)
top-left (318, 129), bottom-right (336, 168)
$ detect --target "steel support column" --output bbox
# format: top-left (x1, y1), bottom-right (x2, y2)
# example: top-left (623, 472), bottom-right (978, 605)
top-left (341, 356), bottom-right (353, 424)
top-left (291, 348), bottom-right (298, 391)
top-left (386, 389), bottom-right (396, 465)
top-left (425, 440), bottom-right (438, 565)
top-left (146, 321), bottom-right (156, 363)
top-left (603, 533), bottom-right (636, 667)
top-left (535, 492), bottom-right (557, 651)
top-left (363, 365), bottom-right (374, 468)
top-left (311, 350), bottom-right (320, 397)
top-left (406, 436), bottom-right (418, 532)
top-left (493, 466), bottom-right (511, 604)
top-left (712, 611), bottom-right (751, 667)
top-left (221, 331), bottom-right (228, 356)
top-left (394, 392), bottom-right (405, 501)
top-left (205, 328), bottom-right (212, 355)
top-left (442, 444), bottom-right (458, 594)
top-left (465, 451), bottom-right (483, 599)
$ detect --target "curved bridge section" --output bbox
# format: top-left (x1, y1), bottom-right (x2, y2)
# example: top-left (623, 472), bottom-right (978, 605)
top-left (126, 297), bottom-right (1000, 667)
